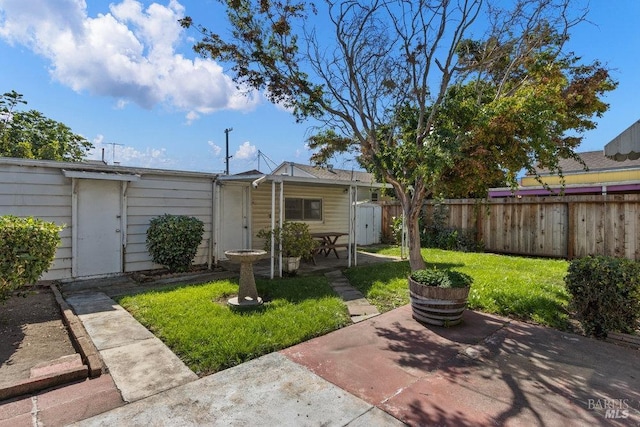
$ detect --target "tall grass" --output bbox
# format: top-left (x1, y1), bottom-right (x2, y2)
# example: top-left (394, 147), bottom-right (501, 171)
top-left (346, 247), bottom-right (571, 330)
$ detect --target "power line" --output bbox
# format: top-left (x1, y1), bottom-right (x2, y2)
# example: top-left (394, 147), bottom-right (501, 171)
top-left (257, 150), bottom-right (278, 172)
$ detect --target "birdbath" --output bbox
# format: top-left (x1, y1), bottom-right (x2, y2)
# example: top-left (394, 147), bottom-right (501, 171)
top-left (225, 250), bottom-right (267, 307)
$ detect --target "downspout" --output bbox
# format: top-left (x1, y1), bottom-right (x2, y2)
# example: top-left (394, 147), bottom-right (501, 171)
top-left (71, 178), bottom-right (78, 278)
top-left (121, 181), bottom-right (128, 273)
top-left (279, 179), bottom-right (284, 277)
top-left (354, 185), bottom-right (358, 266)
top-left (213, 181), bottom-right (222, 267)
top-left (270, 179), bottom-right (276, 279)
top-left (208, 178), bottom-right (215, 270)
top-left (348, 185), bottom-right (353, 268)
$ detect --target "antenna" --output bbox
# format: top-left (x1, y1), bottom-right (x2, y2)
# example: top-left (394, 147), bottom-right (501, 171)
top-left (257, 150), bottom-right (278, 173)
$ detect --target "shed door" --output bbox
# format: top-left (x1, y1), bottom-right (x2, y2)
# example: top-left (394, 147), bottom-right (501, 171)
top-left (356, 204), bottom-right (381, 245)
top-left (76, 180), bottom-right (122, 277)
top-left (218, 184), bottom-right (250, 258)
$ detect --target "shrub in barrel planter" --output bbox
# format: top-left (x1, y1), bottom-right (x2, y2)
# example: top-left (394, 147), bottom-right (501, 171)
top-left (409, 268), bottom-right (473, 327)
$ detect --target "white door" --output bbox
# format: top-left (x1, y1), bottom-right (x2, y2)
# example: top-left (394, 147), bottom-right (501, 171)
top-left (357, 204), bottom-right (381, 245)
top-left (218, 184), bottom-right (250, 258)
top-left (76, 180), bottom-right (122, 277)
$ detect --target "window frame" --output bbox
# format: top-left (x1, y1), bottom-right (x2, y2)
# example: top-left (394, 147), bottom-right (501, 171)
top-left (284, 197), bottom-right (323, 221)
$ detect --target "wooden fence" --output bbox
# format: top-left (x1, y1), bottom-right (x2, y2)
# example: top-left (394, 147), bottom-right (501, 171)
top-left (381, 194), bottom-right (640, 260)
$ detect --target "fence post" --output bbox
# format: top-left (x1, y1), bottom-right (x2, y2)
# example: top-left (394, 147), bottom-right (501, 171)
top-left (566, 201), bottom-right (574, 259)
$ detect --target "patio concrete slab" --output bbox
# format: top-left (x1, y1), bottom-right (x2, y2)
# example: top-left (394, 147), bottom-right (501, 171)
top-left (282, 305), bottom-right (640, 426)
top-left (72, 353), bottom-right (404, 427)
top-left (99, 338), bottom-right (198, 403)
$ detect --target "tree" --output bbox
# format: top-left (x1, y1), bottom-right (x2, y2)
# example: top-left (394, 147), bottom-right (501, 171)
top-left (0, 91), bottom-right (93, 162)
top-left (182, 0), bottom-right (616, 270)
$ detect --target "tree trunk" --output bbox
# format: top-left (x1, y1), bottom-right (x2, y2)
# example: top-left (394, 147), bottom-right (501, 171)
top-left (397, 191), bottom-right (426, 271)
top-left (406, 210), bottom-right (425, 271)
top-left (387, 177), bottom-right (427, 271)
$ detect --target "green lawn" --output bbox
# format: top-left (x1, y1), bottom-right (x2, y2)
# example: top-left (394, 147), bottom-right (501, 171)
top-left (346, 247), bottom-right (571, 330)
top-left (118, 247), bottom-right (571, 375)
top-left (117, 276), bottom-right (350, 376)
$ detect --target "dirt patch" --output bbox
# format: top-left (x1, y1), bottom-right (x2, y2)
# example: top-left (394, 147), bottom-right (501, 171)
top-left (0, 287), bottom-right (76, 389)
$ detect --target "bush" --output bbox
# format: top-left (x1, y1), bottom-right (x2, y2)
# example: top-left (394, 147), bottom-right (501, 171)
top-left (564, 256), bottom-right (640, 338)
top-left (423, 199), bottom-right (483, 252)
top-left (0, 215), bottom-right (62, 303)
top-left (146, 214), bottom-right (204, 273)
top-left (256, 221), bottom-right (318, 259)
top-left (390, 205), bottom-right (483, 252)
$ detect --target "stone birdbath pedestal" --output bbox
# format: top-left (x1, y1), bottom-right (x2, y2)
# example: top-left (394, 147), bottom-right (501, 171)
top-left (225, 250), bottom-right (267, 308)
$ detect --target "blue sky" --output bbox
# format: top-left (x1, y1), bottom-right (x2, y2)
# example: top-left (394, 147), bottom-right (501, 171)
top-left (0, 0), bottom-right (638, 174)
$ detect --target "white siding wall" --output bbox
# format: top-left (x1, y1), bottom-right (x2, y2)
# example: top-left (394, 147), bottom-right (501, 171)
top-left (0, 164), bottom-right (72, 280)
top-left (251, 183), bottom-right (350, 251)
top-left (125, 174), bottom-right (214, 272)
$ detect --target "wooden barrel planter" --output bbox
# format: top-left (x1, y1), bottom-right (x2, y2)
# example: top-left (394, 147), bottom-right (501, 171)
top-left (409, 277), bottom-right (470, 326)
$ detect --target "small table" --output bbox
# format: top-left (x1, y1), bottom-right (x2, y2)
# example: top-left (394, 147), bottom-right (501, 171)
top-left (311, 232), bottom-right (348, 258)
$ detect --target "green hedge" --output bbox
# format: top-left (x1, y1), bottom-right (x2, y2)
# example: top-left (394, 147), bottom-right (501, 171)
top-left (146, 214), bottom-right (204, 273)
top-left (565, 256), bottom-right (640, 338)
top-left (0, 215), bottom-right (62, 302)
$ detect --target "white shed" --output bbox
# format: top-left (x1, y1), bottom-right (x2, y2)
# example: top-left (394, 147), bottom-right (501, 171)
top-left (0, 157), bottom-right (217, 280)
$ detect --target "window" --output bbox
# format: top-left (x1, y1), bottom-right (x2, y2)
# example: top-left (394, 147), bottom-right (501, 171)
top-left (285, 198), bottom-right (322, 220)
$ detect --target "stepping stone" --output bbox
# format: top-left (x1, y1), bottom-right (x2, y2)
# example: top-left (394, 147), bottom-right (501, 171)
top-left (323, 270), bottom-right (380, 321)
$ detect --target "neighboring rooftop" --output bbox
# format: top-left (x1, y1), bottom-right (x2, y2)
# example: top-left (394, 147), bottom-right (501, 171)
top-left (533, 150), bottom-right (640, 176)
top-left (273, 162), bottom-right (377, 183)
top-left (605, 119), bottom-right (640, 161)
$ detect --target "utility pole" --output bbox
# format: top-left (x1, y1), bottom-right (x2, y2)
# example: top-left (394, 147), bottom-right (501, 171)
top-left (224, 127), bottom-right (233, 175)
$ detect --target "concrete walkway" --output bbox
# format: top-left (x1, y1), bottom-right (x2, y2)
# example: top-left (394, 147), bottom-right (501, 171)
top-left (64, 292), bottom-right (197, 403)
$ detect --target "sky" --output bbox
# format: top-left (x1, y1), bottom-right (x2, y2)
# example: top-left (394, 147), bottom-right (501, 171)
top-left (0, 0), bottom-right (638, 175)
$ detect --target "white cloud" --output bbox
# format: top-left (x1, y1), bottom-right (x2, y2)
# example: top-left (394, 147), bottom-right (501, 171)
top-left (0, 0), bottom-right (260, 117)
top-left (234, 141), bottom-right (257, 160)
top-left (88, 134), bottom-right (174, 168)
top-left (208, 141), bottom-right (222, 156)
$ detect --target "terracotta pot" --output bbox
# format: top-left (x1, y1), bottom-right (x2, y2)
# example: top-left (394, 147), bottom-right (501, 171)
top-left (409, 276), bottom-right (470, 326)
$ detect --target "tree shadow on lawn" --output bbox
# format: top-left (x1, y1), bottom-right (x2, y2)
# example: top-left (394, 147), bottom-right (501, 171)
top-left (347, 259), bottom-right (575, 331)
top-left (473, 289), bottom-right (573, 332)
top-left (117, 275), bottom-right (340, 309)
top-left (346, 260), bottom-right (465, 294)
top-left (256, 276), bottom-right (339, 304)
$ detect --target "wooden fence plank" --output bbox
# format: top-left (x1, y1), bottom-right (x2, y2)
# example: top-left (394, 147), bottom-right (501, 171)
top-left (381, 194), bottom-right (640, 260)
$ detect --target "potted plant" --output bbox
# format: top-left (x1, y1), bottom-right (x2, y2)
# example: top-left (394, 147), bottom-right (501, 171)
top-left (257, 221), bottom-right (318, 273)
top-left (408, 268), bottom-right (473, 326)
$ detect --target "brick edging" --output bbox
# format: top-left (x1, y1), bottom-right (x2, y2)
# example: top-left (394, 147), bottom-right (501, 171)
top-left (50, 284), bottom-right (105, 378)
